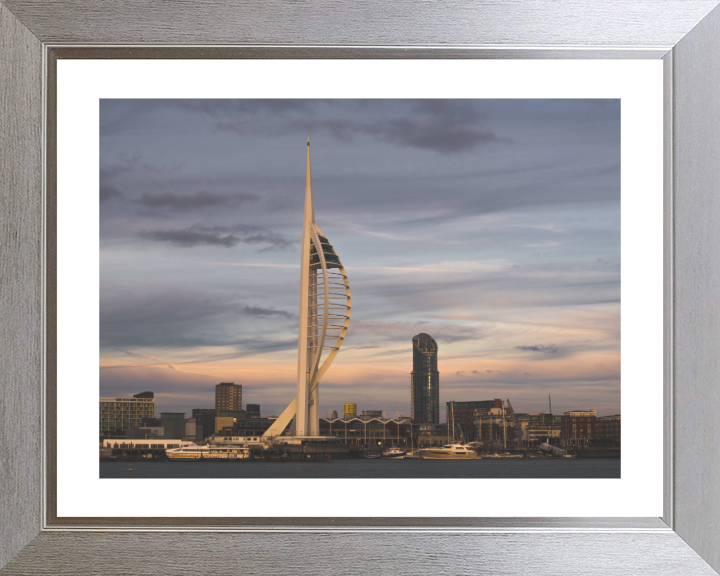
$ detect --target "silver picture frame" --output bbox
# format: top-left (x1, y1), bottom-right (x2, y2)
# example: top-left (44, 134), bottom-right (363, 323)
top-left (2, 1), bottom-right (720, 573)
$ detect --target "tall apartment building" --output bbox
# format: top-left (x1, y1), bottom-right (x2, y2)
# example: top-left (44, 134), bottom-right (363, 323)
top-left (561, 409), bottom-right (597, 447)
top-left (99, 391), bottom-right (154, 436)
top-left (343, 403), bottom-right (357, 419)
top-left (411, 333), bottom-right (439, 424)
top-left (215, 382), bottom-right (242, 415)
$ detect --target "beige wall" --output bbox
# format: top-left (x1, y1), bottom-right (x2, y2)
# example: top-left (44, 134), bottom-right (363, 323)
top-left (214, 416), bottom-right (235, 434)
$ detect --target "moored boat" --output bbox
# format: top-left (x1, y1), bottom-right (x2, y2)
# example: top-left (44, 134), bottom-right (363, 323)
top-left (166, 444), bottom-right (251, 460)
top-left (418, 444), bottom-right (482, 460)
top-left (381, 448), bottom-right (406, 459)
top-left (485, 452), bottom-right (524, 459)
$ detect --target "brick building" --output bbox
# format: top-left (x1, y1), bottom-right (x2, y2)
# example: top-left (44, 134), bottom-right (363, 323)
top-left (595, 414), bottom-right (621, 445)
top-left (561, 409), bottom-right (597, 447)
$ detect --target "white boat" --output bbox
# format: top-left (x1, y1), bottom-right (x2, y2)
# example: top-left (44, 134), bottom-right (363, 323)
top-left (418, 444), bottom-right (482, 460)
top-left (166, 444), bottom-right (250, 460)
top-left (381, 448), bottom-right (407, 459)
top-left (485, 452), bottom-right (524, 459)
top-left (403, 451), bottom-right (423, 460)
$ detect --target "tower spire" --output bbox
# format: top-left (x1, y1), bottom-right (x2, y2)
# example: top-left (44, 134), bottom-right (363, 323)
top-left (261, 141), bottom-right (352, 440)
top-left (306, 137), bottom-right (315, 223)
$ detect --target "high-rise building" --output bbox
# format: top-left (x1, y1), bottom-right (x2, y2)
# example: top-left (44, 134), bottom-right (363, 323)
top-left (99, 391), bottom-right (155, 436)
top-left (262, 140), bottom-right (352, 439)
top-left (215, 382), bottom-right (242, 415)
top-left (411, 333), bottom-right (440, 424)
top-left (343, 403), bottom-right (357, 419)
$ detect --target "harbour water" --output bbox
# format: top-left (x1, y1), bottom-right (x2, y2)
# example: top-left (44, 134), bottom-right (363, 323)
top-left (101, 458), bottom-right (619, 479)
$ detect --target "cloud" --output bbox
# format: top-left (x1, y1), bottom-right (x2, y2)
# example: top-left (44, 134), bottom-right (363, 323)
top-left (237, 305), bottom-right (295, 320)
top-left (138, 223), bottom-right (293, 250)
top-left (290, 101), bottom-right (504, 154)
top-left (487, 370), bottom-right (502, 373)
top-left (471, 370), bottom-right (479, 374)
top-left (138, 228), bottom-right (240, 248)
top-left (123, 350), bottom-right (160, 362)
top-left (455, 371), bottom-right (466, 375)
top-left (516, 344), bottom-right (559, 354)
top-left (100, 184), bottom-right (123, 202)
top-left (138, 190), bottom-right (258, 210)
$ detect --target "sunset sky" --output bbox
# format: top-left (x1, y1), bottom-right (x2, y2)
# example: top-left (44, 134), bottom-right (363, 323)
top-left (99, 99), bottom-right (620, 422)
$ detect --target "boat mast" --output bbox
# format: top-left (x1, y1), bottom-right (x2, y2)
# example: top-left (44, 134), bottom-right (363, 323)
top-left (451, 401), bottom-right (455, 443)
top-left (410, 419), bottom-right (414, 452)
top-left (549, 394), bottom-right (553, 444)
top-left (502, 400), bottom-right (507, 450)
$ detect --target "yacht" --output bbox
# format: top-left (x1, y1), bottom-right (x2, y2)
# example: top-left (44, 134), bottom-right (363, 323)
top-left (166, 444), bottom-right (250, 460)
top-left (381, 448), bottom-right (407, 459)
top-left (418, 444), bottom-right (482, 460)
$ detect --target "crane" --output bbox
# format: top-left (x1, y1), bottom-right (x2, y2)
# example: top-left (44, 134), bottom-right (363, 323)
top-left (457, 422), bottom-right (467, 444)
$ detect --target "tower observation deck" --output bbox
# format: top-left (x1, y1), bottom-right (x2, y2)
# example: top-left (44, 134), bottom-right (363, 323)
top-left (263, 140), bottom-right (352, 439)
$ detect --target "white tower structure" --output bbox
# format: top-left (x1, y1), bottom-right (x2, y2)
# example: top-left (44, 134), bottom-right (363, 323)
top-left (263, 140), bottom-right (351, 439)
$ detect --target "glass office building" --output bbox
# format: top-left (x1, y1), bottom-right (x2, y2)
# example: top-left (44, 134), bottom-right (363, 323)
top-left (411, 333), bottom-right (440, 424)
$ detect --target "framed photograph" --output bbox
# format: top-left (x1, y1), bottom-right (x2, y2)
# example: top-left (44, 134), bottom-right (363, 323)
top-left (2, 1), bottom-right (720, 574)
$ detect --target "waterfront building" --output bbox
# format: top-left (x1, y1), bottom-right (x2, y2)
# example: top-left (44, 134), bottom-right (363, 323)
top-left (362, 409), bottom-right (383, 420)
top-left (330, 410), bottom-right (339, 419)
top-left (99, 391), bottom-right (155, 436)
top-left (411, 333), bottom-right (439, 424)
top-left (343, 404), bottom-right (357, 419)
top-left (215, 382), bottom-right (242, 415)
top-left (214, 417), bottom-right (273, 438)
top-left (100, 438), bottom-right (193, 460)
top-left (219, 410), bottom-right (247, 419)
top-left (214, 416), bottom-right (235, 434)
top-left (513, 413), bottom-right (562, 446)
top-left (192, 408), bottom-right (216, 441)
top-left (595, 415), bottom-right (621, 445)
top-left (448, 400), bottom-right (501, 442)
top-left (471, 407), bottom-right (516, 446)
top-left (246, 404), bottom-right (261, 418)
top-left (160, 412), bottom-right (187, 439)
top-left (561, 409), bottom-right (597, 447)
top-left (263, 141), bottom-right (352, 440)
top-left (319, 416), bottom-right (412, 448)
top-left (416, 423), bottom-right (449, 447)
top-left (125, 426), bottom-right (164, 440)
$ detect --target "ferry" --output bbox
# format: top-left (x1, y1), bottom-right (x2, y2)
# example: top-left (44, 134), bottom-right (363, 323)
top-left (418, 444), bottom-right (482, 460)
top-left (166, 444), bottom-right (251, 461)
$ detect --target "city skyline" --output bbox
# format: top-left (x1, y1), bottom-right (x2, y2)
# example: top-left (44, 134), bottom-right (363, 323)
top-left (100, 99), bottom-right (621, 422)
